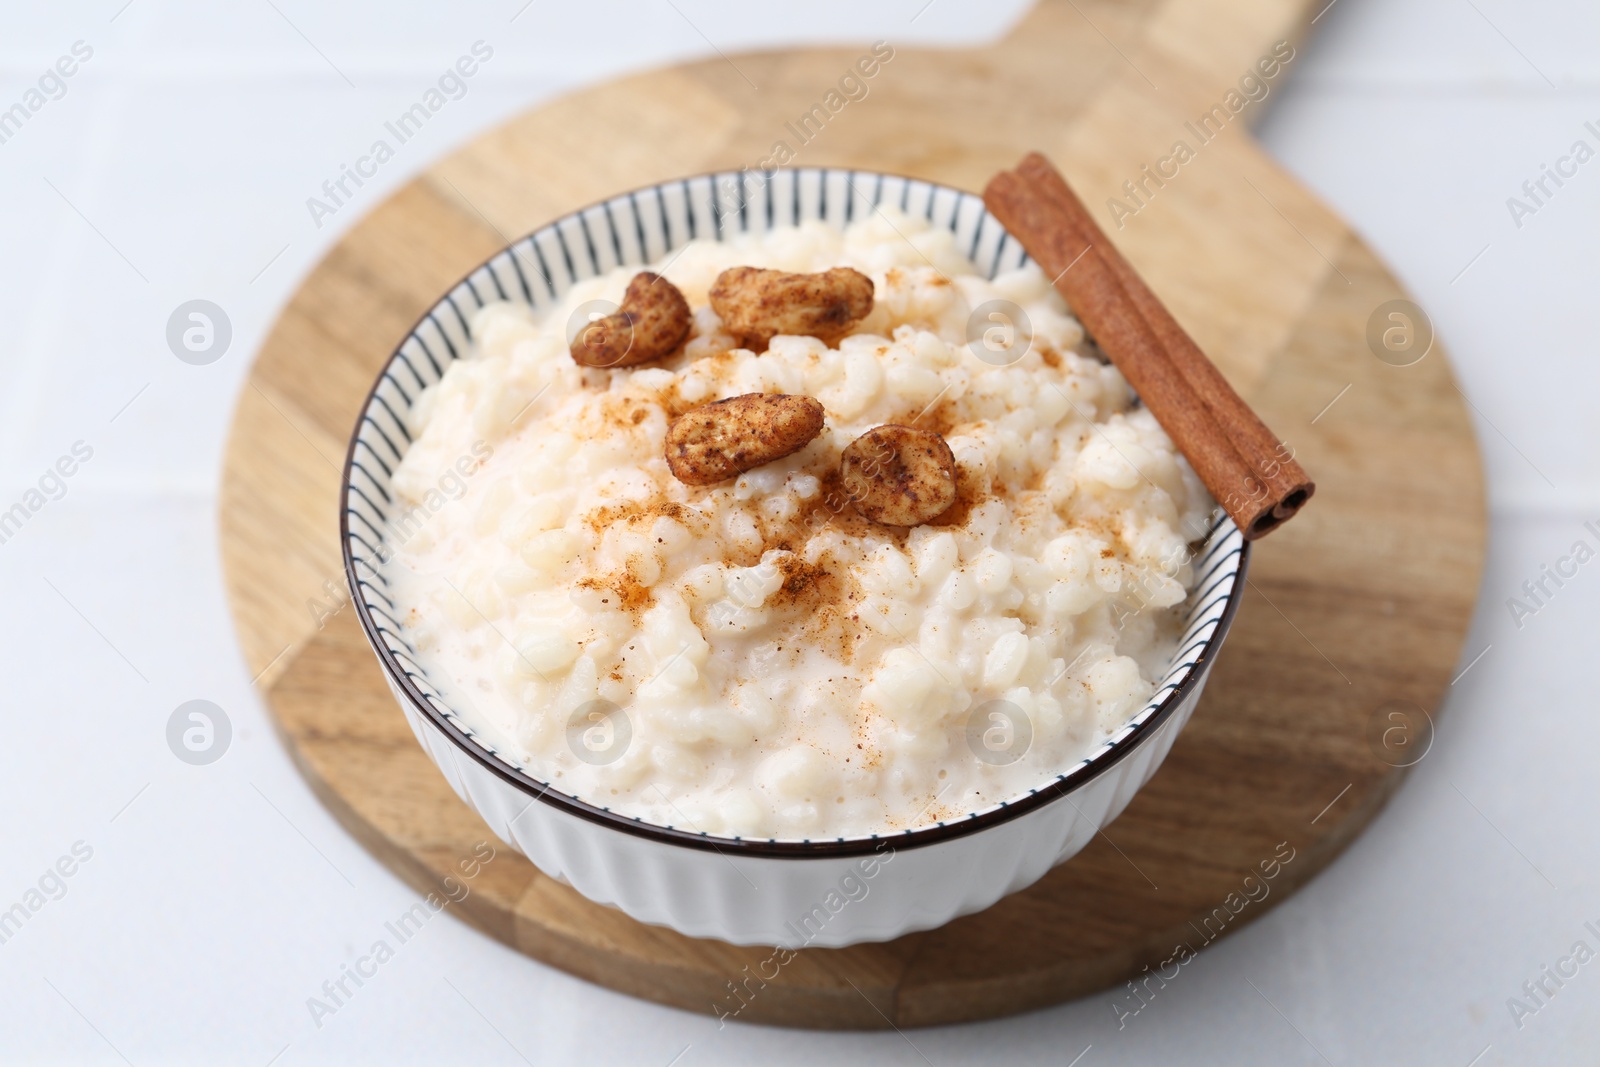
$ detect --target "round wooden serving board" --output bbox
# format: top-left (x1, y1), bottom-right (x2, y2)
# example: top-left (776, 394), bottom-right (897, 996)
top-left (221, 0), bottom-right (1487, 1029)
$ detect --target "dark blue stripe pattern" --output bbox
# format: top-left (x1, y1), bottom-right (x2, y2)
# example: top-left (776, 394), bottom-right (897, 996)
top-left (340, 168), bottom-right (1245, 843)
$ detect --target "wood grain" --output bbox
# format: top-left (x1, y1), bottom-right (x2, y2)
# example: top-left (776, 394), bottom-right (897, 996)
top-left (219, 0), bottom-right (1486, 1028)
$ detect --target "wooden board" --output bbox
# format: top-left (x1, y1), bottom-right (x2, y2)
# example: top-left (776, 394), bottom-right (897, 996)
top-left (220, 0), bottom-right (1487, 1029)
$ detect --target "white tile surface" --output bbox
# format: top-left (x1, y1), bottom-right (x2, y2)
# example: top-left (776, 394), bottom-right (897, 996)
top-left (1, 1), bottom-right (1596, 1063)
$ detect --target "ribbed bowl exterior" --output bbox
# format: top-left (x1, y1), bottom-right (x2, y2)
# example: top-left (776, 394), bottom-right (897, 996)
top-left (387, 670), bottom-right (1211, 946)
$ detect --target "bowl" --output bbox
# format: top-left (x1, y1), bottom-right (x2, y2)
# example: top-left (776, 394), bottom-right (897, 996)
top-left (341, 167), bottom-right (1249, 947)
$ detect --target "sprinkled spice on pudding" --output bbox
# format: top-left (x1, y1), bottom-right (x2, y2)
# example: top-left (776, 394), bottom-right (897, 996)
top-left (386, 209), bottom-right (1212, 839)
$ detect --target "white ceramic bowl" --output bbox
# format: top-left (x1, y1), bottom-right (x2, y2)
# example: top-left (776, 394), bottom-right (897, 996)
top-left (341, 168), bottom-right (1249, 948)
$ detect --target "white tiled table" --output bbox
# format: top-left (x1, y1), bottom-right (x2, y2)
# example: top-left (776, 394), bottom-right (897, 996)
top-left (1, 1), bottom-right (1595, 1063)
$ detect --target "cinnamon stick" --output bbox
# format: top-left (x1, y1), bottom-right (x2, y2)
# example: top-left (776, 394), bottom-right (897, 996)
top-left (985, 168), bottom-right (1275, 536)
top-left (1013, 153), bottom-right (1314, 523)
top-left (983, 157), bottom-right (1311, 539)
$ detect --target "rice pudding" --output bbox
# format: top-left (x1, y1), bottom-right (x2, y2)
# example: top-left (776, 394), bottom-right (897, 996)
top-left (386, 209), bottom-right (1213, 840)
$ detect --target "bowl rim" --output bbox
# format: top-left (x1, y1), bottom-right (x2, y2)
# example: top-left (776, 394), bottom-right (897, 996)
top-left (340, 165), bottom-right (1252, 859)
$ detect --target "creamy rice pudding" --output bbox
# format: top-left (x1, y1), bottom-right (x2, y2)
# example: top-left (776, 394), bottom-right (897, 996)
top-left (386, 209), bottom-right (1213, 839)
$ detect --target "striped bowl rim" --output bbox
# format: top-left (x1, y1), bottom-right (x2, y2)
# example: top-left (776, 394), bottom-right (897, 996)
top-left (340, 166), bottom-right (1250, 858)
